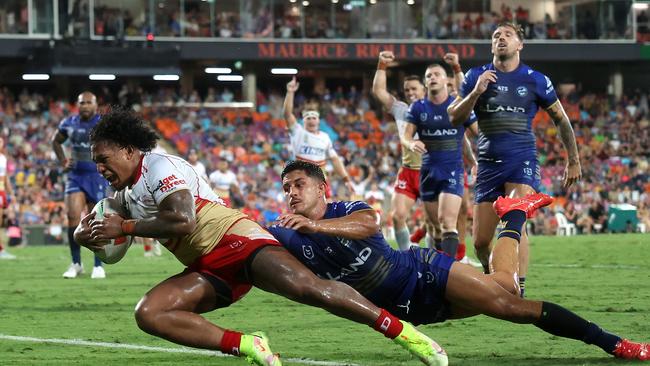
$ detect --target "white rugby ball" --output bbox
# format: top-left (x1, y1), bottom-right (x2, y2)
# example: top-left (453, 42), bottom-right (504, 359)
top-left (91, 198), bottom-right (133, 264)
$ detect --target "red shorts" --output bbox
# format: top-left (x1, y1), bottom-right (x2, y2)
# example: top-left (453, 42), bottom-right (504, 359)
top-left (187, 222), bottom-right (281, 304)
top-left (0, 191), bottom-right (6, 209)
top-left (220, 197), bottom-right (232, 208)
top-left (393, 166), bottom-right (420, 200)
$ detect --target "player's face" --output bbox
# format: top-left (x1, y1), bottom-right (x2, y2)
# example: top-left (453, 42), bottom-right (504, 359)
top-left (303, 115), bottom-right (319, 133)
top-left (491, 26), bottom-right (523, 58)
top-left (403, 80), bottom-right (425, 103)
top-left (218, 160), bottom-right (228, 171)
top-left (91, 141), bottom-right (138, 191)
top-left (77, 93), bottom-right (98, 120)
top-left (424, 66), bottom-right (448, 94)
top-left (282, 170), bottom-right (326, 215)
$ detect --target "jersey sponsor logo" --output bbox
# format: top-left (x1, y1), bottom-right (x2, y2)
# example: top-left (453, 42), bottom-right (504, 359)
top-left (298, 145), bottom-right (326, 156)
top-left (421, 128), bottom-right (458, 136)
top-left (229, 240), bottom-right (245, 249)
top-left (325, 247), bottom-right (372, 281)
top-left (154, 174), bottom-right (187, 194)
top-left (397, 179), bottom-right (407, 189)
top-left (302, 245), bottom-right (315, 259)
top-left (545, 86), bottom-right (554, 95)
top-left (516, 86), bottom-right (528, 97)
top-left (482, 103), bottom-right (526, 114)
top-left (497, 85), bottom-right (509, 92)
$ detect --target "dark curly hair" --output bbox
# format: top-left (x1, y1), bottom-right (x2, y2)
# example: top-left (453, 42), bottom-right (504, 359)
top-left (90, 105), bottom-right (159, 151)
top-left (281, 160), bottom-right (326, 183)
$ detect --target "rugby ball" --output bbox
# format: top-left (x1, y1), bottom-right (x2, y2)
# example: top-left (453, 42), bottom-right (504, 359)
top-left (91, 198), bottom-right (133, 264)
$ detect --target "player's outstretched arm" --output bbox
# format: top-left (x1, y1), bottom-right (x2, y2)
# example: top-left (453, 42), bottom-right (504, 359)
top-left (443, 53), bottom-right (464, 93)
top-left (283, 76), bottom-right (299, 129)
top-left (90, 190), bottom-right (197, 240)
top-left (372, 51), bottom-right (396, 110)
top-left (546, 101), bottom-right (582, 187)
top-left (277, 209), bottom-right (380, 240)
top-left (402, 122), bottom-right (426, 154)
top-left (448, 70), bottom-right (497, 126)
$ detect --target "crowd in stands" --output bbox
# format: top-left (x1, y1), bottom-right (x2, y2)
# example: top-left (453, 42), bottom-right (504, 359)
top-left (0, 82), bottom-right (648, 247)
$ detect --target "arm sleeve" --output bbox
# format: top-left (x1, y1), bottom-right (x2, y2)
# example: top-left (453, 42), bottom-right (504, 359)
top-left (334, 201), bottom-right (373, 216)
top-left (535, 72), bottom-right (559, 108)
top-left (463, 110), bottom-right (478, 128)
top-left (145, 157), bottom-right (192, 205)
top-left (460, 68), bottom-right (478, 98)
top-left (57, 118), bottom-right (70, 137)
top-left (405, 102), bottom-right (420, 127)
top-left (390, 100), bottom-right (408, 120)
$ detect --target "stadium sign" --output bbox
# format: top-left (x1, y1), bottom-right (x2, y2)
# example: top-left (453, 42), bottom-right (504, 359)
top-left (257, 42), bottom-right (480, 60)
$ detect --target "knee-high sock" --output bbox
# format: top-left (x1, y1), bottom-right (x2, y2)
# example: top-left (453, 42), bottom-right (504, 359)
top-left (394, 227), bottom-right (411, 251)
top-left (441, 231), bottom-right (459, 257)
top-left (534, 301), bottom-right (621, 354)
top-left (68, 227), bottom-right (81, 264)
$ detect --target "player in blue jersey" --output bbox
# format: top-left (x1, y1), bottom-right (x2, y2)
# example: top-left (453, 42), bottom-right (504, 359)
top-left (402, 63), bottom-right (477, 258)
top-left (447, 22), bottom-right (581, 296)
top-left (52, 92), bottom-right (108, 279)
top-left (269, 160), bottom-right (649, 361)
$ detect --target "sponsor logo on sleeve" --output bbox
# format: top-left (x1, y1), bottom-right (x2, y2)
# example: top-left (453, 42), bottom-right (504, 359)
top-left (153, 174), bottom-right (187, 194)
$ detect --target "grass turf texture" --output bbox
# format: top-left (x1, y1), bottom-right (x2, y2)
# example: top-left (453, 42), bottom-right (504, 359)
top-left (0, 234), bottom-right (648, 365)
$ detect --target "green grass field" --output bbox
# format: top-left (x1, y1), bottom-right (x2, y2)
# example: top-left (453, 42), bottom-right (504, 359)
top-left (1, 234), bottom-right (648, 366)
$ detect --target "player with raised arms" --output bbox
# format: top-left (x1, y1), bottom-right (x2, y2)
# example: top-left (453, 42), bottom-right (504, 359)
top-left (447, 22), bottom-right (581, 296)
top-left (283, 77), bottom-right (354, 198)
top-left (270, 160), bottom-right (649, 362)
top-left (74, 107), bottom-right (448, 366)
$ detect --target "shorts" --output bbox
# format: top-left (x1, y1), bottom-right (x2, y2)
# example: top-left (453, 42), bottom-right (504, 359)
top-left (419, 164), bottom-right (464, 202)
top-left (393, 247), bottom-right (455, 325)
top-left (393, 166), bottom-right (420, 200)
top-left (0, 191), bottom-right (7, 209)
top-left (474, 158), bottom-right (540, 203)
top-left (65, 172), bottom-right (108, 203)
top-left (186, 219), bottom-right (281, 306)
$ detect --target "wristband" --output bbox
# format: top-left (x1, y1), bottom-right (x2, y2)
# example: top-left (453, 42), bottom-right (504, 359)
top-left (121, 219), bottom-right (137, 235)
top-left (377, 60), bottom-right (388, 71)
top-left (452, 64), bottom-right (462, 74)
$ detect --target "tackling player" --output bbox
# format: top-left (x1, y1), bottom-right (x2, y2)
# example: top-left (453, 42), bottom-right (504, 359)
top-left (270, 160), bottom-right (649, 361)
top-left (52, 91), bottom-right (107, 279)
top-left (74, 107), bottom-right (448, 366)
top-left (283, 77), bottom-right (354, 198)
top-left (402, 62), bottom-right (477, 258)
top-left (448, 22), bottom-right (581, 296)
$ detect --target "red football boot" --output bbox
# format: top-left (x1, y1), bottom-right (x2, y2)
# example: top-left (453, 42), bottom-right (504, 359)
top-left (493, 192), bottom-right (554, 219)
top-left (409, 226), bottom-right (426, 244)
top-left (613, 339), bottom-right (650, 360)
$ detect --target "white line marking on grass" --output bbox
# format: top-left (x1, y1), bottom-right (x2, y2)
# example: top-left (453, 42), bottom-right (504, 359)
top-left (535, 263), bottom-right (640, 270)
top-left (0, 334), bottom-right (358, 366)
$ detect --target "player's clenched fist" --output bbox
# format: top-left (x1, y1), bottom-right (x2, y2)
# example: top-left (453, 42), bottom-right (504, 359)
top-left (286, 76), bottom-right (300, 93)
top-left (443, 53), bottom-right (459, 67)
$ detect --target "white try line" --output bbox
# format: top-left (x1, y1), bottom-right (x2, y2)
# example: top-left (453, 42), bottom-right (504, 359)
top-left (0, 334), bottom-right (358, 366)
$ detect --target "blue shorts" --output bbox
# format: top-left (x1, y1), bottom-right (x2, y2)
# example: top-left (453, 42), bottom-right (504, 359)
top-left (419, 164), bottom-right (464, 202)
top-left (391, 247), bottom-right (454, 325)
top-left (474, 158), bottom-right (540, 203)
top-left (65, 172), bottom-right (108, 203)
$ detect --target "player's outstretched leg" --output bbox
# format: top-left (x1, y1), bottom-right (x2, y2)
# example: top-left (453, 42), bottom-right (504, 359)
top-left (613, 339), bottom-right (650, 360)
top-left (393, 321), bottom-right (448, 366)
top-left (240, 332), bottom-right (282, 366)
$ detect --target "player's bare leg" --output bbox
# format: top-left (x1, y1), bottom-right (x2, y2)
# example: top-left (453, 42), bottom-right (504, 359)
top-left (472, 202), bottom-right (500, 273)
top-left (456, 193), bottom-right (468, 260)
top-left (504, 182), bottom-right (536, 296)
top-left (437, 193), bottom-right (462, 257)
top-left (391, 192), bottom-right (417, 250)
top-left (420, 201), bottom-right (441, 249)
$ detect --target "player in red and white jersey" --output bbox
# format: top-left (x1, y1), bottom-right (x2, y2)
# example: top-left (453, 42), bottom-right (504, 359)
top-left (208, 159), bottom-right (241, 208)
top-left (0, 136), bottom-right (16, 259)
top-left (283, 77), bottom-right (355, 197)
top-left (74, 107), bottom-right (448, 366)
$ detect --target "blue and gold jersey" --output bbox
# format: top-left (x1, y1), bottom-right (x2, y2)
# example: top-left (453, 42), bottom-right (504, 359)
top-left (58, 114), bottom-right (102, 173)
top-left (461, 63), bottom-right (558, 162)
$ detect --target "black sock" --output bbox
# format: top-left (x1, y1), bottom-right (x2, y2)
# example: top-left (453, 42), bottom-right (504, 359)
top-left (434, 238), bottom-right (442, 251)
top-left (519, 277), bottom-right (526, 298)
top-left (68, 227), bottom-right (81, 264)
top-left (534, 302), bottom-right (621, 354)
top-left (441, 231), bottom-right (459, 257)
top-left (497, 210), bottom-right (526, 241)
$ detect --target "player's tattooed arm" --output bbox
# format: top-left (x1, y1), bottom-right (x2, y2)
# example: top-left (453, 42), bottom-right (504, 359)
top-left (547, 101), bottom-right (582, 187)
